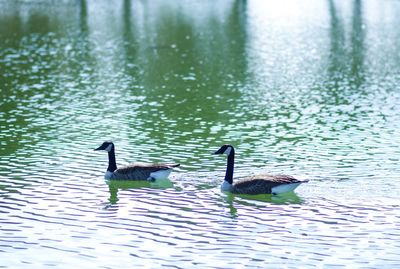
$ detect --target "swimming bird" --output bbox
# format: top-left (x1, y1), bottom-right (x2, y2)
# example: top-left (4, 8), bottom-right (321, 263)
top-left (214, 144), bottom-right (308, 195)
top-left (94, 141), bottom-right (180, 181)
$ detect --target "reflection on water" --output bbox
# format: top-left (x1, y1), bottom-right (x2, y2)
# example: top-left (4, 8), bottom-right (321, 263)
top-left (1, 0), bottom-right (400, 268)
top-left (106, 178), bottom-right (174, 205)
top-left (223, 192), bottom-right (305, 218)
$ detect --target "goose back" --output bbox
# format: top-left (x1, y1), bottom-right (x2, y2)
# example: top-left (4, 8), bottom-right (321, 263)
top-left (232, 174), bottom-right (305, 195)
top-left (109, 163), bottom-right (180, 180)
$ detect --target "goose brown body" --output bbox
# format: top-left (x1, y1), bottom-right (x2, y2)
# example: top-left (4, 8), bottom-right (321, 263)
top-left (231, 174), bottom-right (305, 195)
top-left (109, 163), bottom-right (180, 180)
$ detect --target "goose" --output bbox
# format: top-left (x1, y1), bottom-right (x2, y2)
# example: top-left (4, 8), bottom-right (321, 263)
top-left (214, 144), bottom-right (308, 195)
top-left (94, 141), bottom-right (180, 181)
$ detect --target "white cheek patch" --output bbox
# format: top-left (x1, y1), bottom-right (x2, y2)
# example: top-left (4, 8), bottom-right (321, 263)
top-left (223, 147), bottom-right (232, 156)
top-left (105, 144), bottom-right (113, 152)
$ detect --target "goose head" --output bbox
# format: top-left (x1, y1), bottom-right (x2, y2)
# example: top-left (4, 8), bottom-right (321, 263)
top-left (214, 144), bottom-right (234, 156)
top-left (94, 141), bottom-right (114, 152)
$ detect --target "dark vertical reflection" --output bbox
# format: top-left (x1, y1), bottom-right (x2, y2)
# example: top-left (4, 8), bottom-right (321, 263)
top-left (325, 0), bottom-right (347, 106)
top-left (121, 0), bottom-right (140, 82)
top-left (226, 0), bottom-right (248, 78)
top-left (122, 0), bottom-right (132, 47)
top-left (325, 0), bottom-right (365, 106)
top-left (79, 0), bottom-right (88, 34)
top-left (327, 0), bottom-right (346, 78)
top-left (350, 0), bottom-right (365, 87)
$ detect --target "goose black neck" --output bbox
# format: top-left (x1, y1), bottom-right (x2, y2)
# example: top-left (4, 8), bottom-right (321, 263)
top-left (224, 150), bottom-right (235, 184)
top-left (107, 148), bottom-right (117, 172)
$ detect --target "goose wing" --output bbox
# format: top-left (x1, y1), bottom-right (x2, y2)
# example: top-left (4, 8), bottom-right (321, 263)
top-left (122, 163), bottom-right (180, 171)
top-left (232, 174), bottom-right (302, 195)
top-left (111, 163), bottom-right (180, 180)
top-left (247, 174), bottom-right (302, 184)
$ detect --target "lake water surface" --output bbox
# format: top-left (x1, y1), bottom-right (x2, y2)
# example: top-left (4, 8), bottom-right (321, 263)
top-left (1, 0), bottom-right (400, 268)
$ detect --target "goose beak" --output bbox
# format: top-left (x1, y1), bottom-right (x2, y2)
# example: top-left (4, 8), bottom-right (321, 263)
top-left (94, 146), bottom-right (102, 151)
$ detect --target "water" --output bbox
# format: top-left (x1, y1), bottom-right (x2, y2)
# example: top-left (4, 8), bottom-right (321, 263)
top-left (1, 0), bottom-right (400, 268)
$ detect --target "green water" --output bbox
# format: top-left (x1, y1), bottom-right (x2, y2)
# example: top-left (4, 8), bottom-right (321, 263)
top-left (1, 0), bottom-right (400, 268)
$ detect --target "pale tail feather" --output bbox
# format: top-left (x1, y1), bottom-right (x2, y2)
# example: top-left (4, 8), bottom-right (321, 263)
top-left (149, 169), bottom-right (172, 180)
top-left (271, 182), bottom-right (301, 194)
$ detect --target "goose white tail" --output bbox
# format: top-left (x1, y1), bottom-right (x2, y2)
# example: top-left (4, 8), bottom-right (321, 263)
top-left (271, 182), bottom-right (301, 194)
top-left (148, 169), bottom-right (173, 181)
